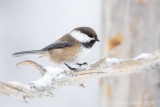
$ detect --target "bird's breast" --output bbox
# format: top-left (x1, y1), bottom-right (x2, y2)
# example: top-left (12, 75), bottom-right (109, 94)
top-left (74, 47), bottom-right (90, 61)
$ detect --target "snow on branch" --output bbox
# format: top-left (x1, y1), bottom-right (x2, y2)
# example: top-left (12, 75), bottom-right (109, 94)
top-left (0, 50), bottom-right (160, 101)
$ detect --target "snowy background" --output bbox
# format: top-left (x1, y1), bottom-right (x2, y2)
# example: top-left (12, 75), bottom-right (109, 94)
top-left (0, 0), bottom-right (101, 107)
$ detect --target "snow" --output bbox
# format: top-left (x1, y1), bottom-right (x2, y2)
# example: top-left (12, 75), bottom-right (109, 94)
top-left (32, 67), bottom-right (64, 88)
top-left (134, 53), bottom-right (151, 60)
top-left (106, 58), bottom-right (120, 66)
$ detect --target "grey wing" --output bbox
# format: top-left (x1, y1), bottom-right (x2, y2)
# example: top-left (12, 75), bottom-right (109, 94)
top-left (41, 41), bottom-right (73, 51)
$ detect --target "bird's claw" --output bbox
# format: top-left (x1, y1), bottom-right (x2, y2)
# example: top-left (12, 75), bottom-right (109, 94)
top-left (76, 62), bottom-right (88, 67)
top-left (64, 63), bottom-right (78, 72)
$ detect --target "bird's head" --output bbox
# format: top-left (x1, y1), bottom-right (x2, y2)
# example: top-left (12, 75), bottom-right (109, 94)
top-left (70, 27), bottom-right (99, 48)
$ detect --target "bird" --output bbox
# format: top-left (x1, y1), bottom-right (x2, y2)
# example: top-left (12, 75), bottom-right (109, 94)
top-left (13, 27), bottom-right (100, 71)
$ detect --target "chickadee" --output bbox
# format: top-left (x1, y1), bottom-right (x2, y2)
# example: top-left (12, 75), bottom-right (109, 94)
top-left (13, 27), bottom-right (99, 70)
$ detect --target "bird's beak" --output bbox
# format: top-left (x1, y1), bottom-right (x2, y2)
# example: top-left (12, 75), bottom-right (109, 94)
top-left (95, 38), bottom-right (100, 42)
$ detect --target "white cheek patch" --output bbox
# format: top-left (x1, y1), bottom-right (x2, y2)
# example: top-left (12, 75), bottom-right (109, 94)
top-left (70, 31), bottom-right (94, 42)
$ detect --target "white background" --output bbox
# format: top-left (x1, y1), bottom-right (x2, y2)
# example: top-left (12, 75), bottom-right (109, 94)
top-left (0, 0), bottom-right (102, 107)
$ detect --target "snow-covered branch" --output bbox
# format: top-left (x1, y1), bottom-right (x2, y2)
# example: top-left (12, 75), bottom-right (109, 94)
top-left (0, 50), bottom-right (160, 101)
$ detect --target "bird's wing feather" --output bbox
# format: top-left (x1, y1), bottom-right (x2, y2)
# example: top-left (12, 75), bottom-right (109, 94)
top-left (41, 41), bottom-right (73, 51)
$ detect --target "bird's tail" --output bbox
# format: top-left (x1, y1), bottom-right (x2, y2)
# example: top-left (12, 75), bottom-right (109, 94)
top-left (13, 50), bottom-right (44, 57)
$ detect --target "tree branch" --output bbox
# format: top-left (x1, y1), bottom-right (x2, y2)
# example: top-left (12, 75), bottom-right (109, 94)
top-left (0, 50), bottom-right (160, 101)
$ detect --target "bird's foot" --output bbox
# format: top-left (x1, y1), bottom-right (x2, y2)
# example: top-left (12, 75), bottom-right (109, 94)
top-left (76, 62), bottom-right (88, 67)
top-left (64, 63), bottom-right (78, 72)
